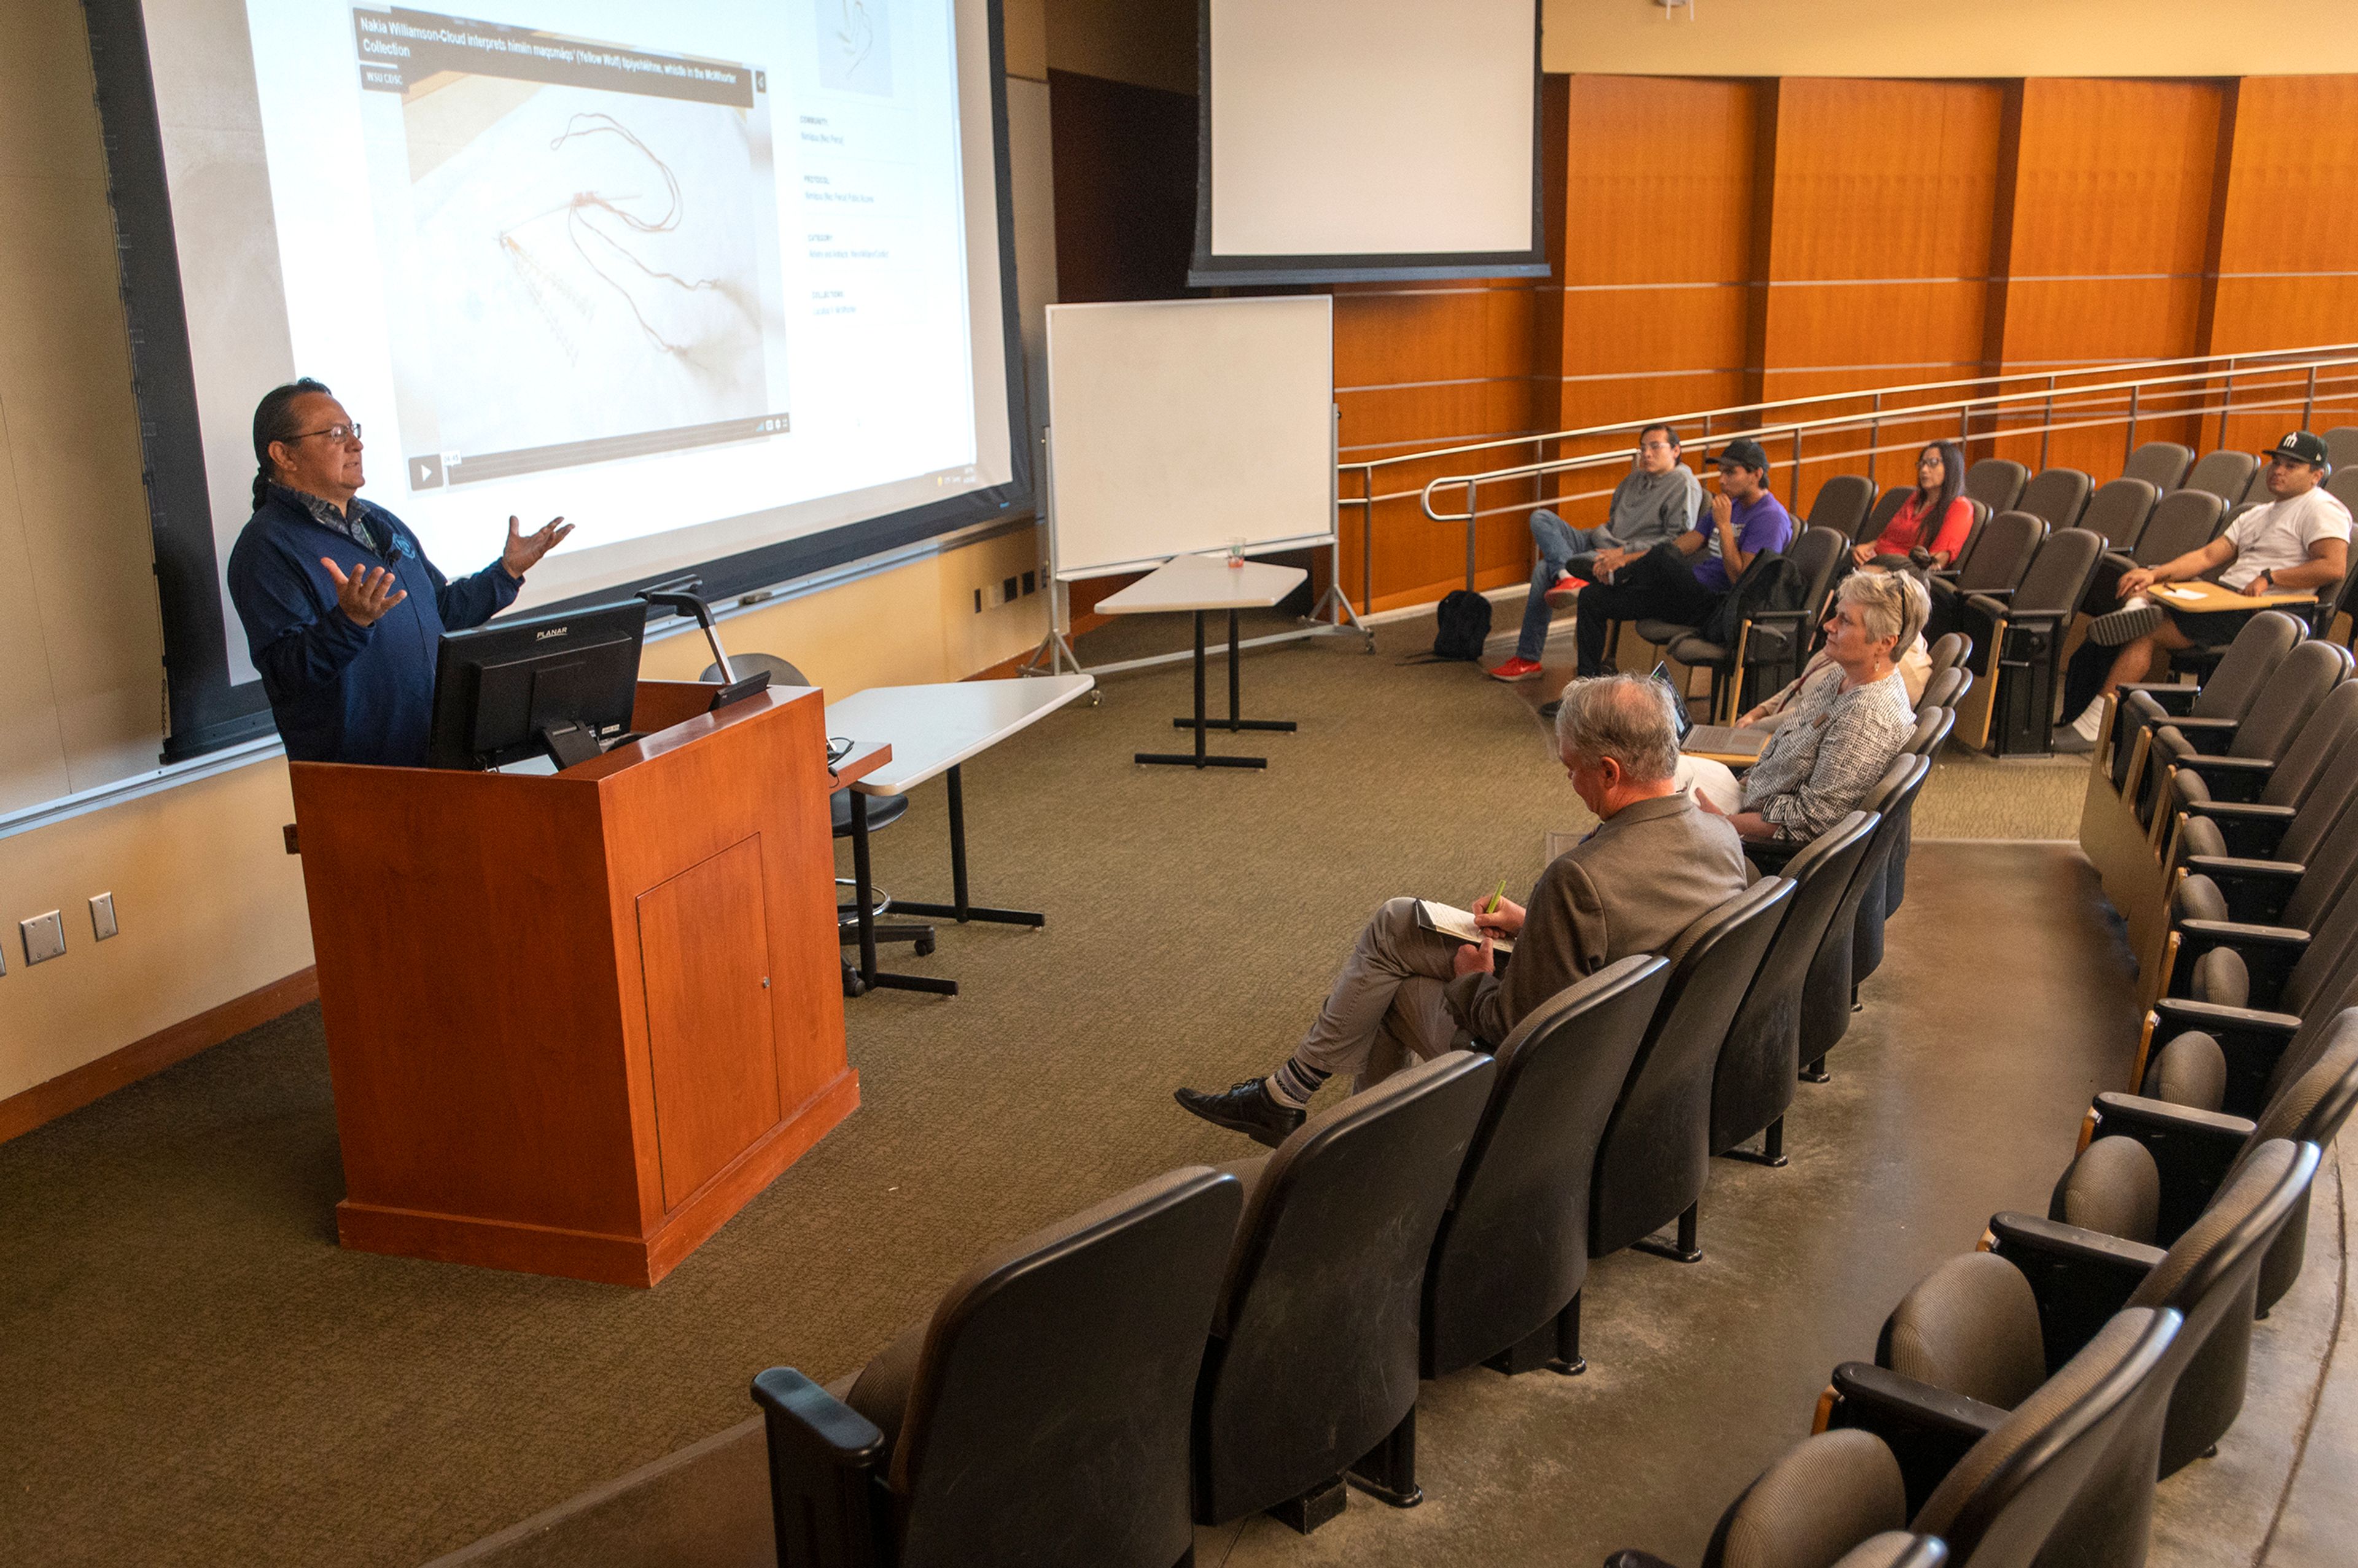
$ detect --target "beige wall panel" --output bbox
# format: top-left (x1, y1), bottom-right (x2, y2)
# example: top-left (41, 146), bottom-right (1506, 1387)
top-left (0, 0), bottom-right (109, 184)
top-left (1004, 0), bottom-right (1049, 82)
top-left (1045, 0), bottom-right (1196, 96)
top-left (0, 408), bottom-right (74, 816)
top-left (1542, 1), bottom-right (2358, 78)
top-left (0, 171), bottom-right (165, 788)
top-left (0, 759), bottom-right (312, 1103)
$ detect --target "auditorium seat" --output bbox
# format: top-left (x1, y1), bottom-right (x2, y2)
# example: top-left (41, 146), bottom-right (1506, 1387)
top-left (1857, 486), bottom-right (1912, 550)
top-left (1191, 1050), bottom-right (1493, 1531)
top-left (2015, 467), bottom-right (2091, 530)
top-left (1601, 1429), bottom-right (1920, 1568)
top-left (2123, 441), bottom-right (2195, 492)
top-left (1874, 706), bottom-right (1957, 922)
top-left (2134, 637), bottom-right (2351, 832)
top-left (2106, 610), bottom-right (2303, 798)
top-left (1925, 631), bottom-right (1970, 682)
top-left (1963, 458), bottom-right (2028, 516)
top-left (1799, 756), bottom-right (1929, 1081)
top-left (1590, 879), bottom-right (1794, 1264)
top-left (2324, 427), bottom-right (2358, 477)
top-left (1710, 813), bottom-right (1878, 1168)
top-left (750, 1165), bottom-right (1242, 1568)
top-left (1958, 529), bottom-right (2104, 755)
top-left (1668, 526), bottom-right (1848, 721)
top-left (2077, 477), bottom-right (2159, 552)
top-left (1985, 1139), bottom-right (2315, 1483)
top-left (1918, 664), bottom-right (1970, 713)
top-left (2088, 486), bottom-right (2225, 616)
top-left (1926, 510), bottom-right (2043, 645)
top-left (1414, 958), bottom-right (1668, 1387)
top-left (2068, 1010), bottom-right (2358, 1311)
top-left (2181, 449), bottom-right (2257, 504)
top-left (1808, 473), bottom-right (1879, 541)
top-left (2164, 677), bottom-right (2358, 875)
top-left (1815, 1308), bottom-right (2182, 1568)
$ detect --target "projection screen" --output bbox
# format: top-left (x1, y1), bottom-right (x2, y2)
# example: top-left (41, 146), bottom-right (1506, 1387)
top-left (86, 0), bottom-right (1029, 759)
top-left (1189, 0), bottom-right (1546, 287)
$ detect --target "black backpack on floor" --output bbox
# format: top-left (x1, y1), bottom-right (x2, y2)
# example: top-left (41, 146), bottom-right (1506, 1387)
top-left (1431, 590), bottom-right (1493, 661)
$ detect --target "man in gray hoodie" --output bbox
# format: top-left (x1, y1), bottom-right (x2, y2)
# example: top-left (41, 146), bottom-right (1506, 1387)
top-left (1490, 422), bottom-right (1702, 681)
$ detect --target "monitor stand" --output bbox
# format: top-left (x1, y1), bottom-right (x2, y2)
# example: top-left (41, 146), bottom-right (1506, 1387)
top-left (537, 722), bottom-right (605, 771)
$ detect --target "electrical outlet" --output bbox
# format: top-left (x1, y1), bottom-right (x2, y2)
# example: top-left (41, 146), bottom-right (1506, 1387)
top-left (973, 587), bottom-right (983, 613)
top-left (1002, 575), bottom-right (1020, 604)
top-left (90, 892), bottom-right (119, 941)
top-left (22, 910), bottom-right (66, 966)
top-left (1022, 570), bottom-right (1037, 595)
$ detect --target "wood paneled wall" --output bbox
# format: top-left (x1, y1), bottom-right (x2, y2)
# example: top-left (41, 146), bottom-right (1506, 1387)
top-left (1046, 68), bottom-right (2358, 614)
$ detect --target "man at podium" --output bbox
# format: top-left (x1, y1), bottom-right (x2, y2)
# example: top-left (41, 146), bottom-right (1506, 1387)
top-left (226, 378), bottom-right (573, 766)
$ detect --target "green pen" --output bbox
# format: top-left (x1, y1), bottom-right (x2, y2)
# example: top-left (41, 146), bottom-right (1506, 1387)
top-left (1485, 879), bottom-right (1506, 915)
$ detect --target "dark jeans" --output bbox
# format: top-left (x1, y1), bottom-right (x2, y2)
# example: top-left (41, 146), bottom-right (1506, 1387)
top-left (1574, 544), bottom-right (1717, 677)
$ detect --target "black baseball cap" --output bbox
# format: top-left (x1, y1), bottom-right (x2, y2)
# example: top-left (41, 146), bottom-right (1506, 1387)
top-left (1714, 437), bottom-right (1770, 471)
top-left (2270, 431), bottom-right (2329, 466)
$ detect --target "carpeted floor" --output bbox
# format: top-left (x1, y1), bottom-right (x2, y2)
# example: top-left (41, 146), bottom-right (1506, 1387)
top-left (0, 610), bottom-right (2095, 1567)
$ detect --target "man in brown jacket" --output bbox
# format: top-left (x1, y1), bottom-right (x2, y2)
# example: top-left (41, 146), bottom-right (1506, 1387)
top-left (1176, 674), bottom-right (1753, 1145)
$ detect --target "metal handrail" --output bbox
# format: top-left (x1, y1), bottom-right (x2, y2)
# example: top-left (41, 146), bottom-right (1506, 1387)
top-left (1339, 345), bottom-right (2358, 600)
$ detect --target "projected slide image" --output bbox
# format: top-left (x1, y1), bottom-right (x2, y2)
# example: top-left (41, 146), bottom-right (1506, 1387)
top-left (818, 0), bottom-right (892, 95)
top-left (356, 9), bottom-right (788, 489)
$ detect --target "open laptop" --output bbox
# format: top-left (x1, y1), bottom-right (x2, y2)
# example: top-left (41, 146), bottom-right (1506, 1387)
top-left (1651, 662), bottom-right (1768, 761)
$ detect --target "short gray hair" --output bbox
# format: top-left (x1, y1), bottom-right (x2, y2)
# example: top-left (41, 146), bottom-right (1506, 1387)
top-left (1552, 674), bottom-right (1682, 782)
top-left (1837, 569), bottom-right (1930, 653)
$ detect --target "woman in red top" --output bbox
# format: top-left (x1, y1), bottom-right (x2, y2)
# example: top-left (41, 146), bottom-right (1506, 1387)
top-left (1856, 441), bottom-right (1973, 569)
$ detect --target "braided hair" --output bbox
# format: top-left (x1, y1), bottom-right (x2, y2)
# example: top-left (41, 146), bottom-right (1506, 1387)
top-left (250, 378), bottom-right (333, 511)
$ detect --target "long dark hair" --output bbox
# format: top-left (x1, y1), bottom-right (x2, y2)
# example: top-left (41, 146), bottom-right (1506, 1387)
top-left (251, 378), bottom-right (332, 511)
top-left (1915, 440), bottom-right (1966, 525)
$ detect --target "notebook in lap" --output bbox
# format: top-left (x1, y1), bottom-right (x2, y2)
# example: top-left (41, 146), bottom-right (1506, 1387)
top-left (1648, 662), bottom-right (1768, 760)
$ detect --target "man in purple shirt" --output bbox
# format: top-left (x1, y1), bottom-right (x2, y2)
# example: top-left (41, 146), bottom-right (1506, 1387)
top-left (1572, 437), bottom-right (1794, 677)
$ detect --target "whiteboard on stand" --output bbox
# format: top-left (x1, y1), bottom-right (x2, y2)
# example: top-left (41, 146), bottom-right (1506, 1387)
top-left (1044, 296), bottom-right (1335, 581)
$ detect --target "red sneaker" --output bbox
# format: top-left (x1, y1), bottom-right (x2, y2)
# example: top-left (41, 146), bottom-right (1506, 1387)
top-left (1543, 573), bottom-right (1590, 610)
top-left (1487, 656), bottom-right (1546, 683)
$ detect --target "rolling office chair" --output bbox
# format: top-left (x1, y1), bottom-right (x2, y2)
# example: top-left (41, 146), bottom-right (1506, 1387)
top-left (699, 651), bottom-right (938, 987)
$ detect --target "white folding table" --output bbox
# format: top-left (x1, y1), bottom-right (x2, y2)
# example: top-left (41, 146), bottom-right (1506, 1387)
top-left (1096, 555), bottom-right (1309, 769)
top-left (826, 673), bottom-right (1095, 995)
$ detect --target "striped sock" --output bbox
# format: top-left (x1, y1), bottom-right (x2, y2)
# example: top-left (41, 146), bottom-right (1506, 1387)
top-left (1266, 1057), bottom-right (1329, 1111)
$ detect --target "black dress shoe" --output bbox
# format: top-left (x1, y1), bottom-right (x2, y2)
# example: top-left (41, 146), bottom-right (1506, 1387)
top-left (1174, 1079), bottom-right (1305, 1147)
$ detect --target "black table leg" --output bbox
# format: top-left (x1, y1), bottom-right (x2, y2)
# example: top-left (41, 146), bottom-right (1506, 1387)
top-left (846, 788), bottom-right (958, 997)
top-left (889, 764), bottom-right (1048, 928)
top-left (1170, 608), bottom-right (1298, 736)
top-left (1142, 610), bottom-right (1278, 769)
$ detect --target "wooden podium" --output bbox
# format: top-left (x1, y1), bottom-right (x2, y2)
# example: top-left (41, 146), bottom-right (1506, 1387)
top-left (287, 682), bottom-right (867, 1286)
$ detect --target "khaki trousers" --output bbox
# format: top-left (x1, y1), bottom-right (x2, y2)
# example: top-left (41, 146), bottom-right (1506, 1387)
top-left (1293, 898), bottom-right (1473, 1092)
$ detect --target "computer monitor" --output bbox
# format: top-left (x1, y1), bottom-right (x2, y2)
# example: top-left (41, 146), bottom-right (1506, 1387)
top-left (425, 600), bottom-right (649, 770)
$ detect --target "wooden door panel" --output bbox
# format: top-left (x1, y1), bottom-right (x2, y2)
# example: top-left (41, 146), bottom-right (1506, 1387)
top-left (637, 835), bottom-right (782, 1212)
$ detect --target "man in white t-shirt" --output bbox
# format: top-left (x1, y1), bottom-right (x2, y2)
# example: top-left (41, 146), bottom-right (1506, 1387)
top-left (2057, 430), bottom-right (2351, 748)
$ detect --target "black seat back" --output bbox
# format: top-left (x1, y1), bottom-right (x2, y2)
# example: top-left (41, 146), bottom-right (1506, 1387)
top-left (2123, 441), bottom-right (2193, 491)
top-left (2222, 637), bottom-right (2349, 762)
top-left (1965, 458), bottom-right (2028, 515)
top-left (2079, 478), bottom-right (2158, 549)
top-left (1423, 957), bottom-right (1670, 1377)
top-left (1920, 667), bottom-right (1969, 712)
top-left (1711, 813), bottom-right (1878, 1156)
top-left (2250, 1014), bottom-right (2358, 1310)
top-left (852, 1166), bottom-right (1243, 1568)
top-left (1590, 878), bottom-right (1796, 1257)
top-left (2007, 528), bottom-right (2105, 617)
top-left (1910, 1308), bottom-right (2182, 1568)
top-left (2325, 427), bottom-right (2358, 476)
top-left (1194, 1051), bottom-right (1494, 1523)
top-left (1859, 486), bottom-right (1912, 546)
top-left (2016, 467), bottom-right (2091, 530)
top-left (1868, 712), bottom-right (1952, 949)
top-left (1954, 511), bottom-right (2044, 594)
top-left (2130, 489), bottom-right (2226, 566)
top-left (1926, 631), bottom-right (1971, 680)
top-left (1810, 473), bottom-right (1878, 540)
top-left (1802, 757), bottom-right (1926, 1068)
top-left (2181, 449), bottom-right (2257, 503)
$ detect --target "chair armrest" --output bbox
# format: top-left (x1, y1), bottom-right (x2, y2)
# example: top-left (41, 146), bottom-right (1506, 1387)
top-left (2181, 855), bottom-right (2305, 925)
top-left (1964, 592), bottom-right (2011, 621)
top-left (2146, 996), bottom-right (2303, 1041)
top-left (2119, 683), bottom-right (2200, 715)
top-left (2180, 801), bottom-right (2297, 861)
top-left (1986, 1213), bottom-right (2165, 1372)
top-left (2087, 1092), bottom-right (2257, 1242)
top-left (1971, 586), bottom-right (2019, 605)
top-left (2167, 918), bottom-right (2310, 1009)
top-left (1825, 1362), bottom-right (2007, 1517)
top-left (2103, 549), bottom-right (2138, 574)
top-left (2154, 715), bottom-right (2241, 737)
top-left (751, 1368), bottom-right (891, 1568)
